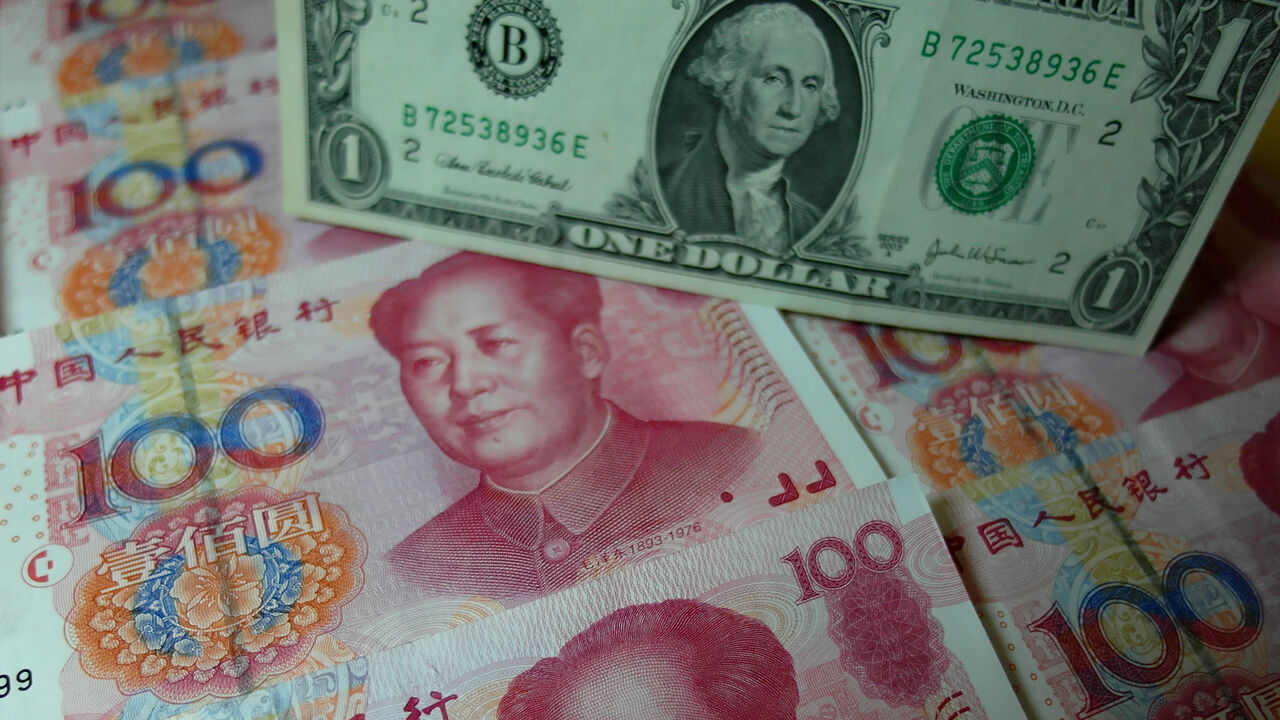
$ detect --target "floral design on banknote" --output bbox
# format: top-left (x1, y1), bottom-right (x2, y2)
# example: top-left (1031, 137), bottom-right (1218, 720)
top-left (825, 564), bottom-right (950, 706)
top-left (905, 372), bottom-right (1121, 489)
top-left (58, 210), bottom-right (284, 319)
top-left (57, 18), bottom-right (244, 96)
top-left (67, 486), bottom-right (366, 702)
top-left (1147, 668), bottom-right (1280, 720)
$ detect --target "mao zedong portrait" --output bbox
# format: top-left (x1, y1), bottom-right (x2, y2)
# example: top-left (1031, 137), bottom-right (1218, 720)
top-left (662, 2), bottom-right (841, 257)
top-left (498, 599), bottom-right (799, 720)
top-left (372, 253), bottom-right (763, 602)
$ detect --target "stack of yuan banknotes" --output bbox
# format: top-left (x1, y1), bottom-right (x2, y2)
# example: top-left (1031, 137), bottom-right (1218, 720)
top-left (1, 1), bottom-right (1279, 719)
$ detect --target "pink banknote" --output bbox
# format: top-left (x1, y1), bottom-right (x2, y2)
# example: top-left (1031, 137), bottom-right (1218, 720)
top-left (1, 50), bottom-right (400, 333)
top-left (0, 241), bottom-right (883, 718)
top-left (933, 377), bottom-right (1280, 720)
top-left (177, 480), bottom-right (1026, 720)
top-left (0, 0), bottom-right (275, 108)
top-left (788, 163), bottom-right (1280, 487)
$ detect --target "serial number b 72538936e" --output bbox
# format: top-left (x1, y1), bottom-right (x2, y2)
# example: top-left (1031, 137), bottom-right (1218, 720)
top-left (402, 103), bottom-right (589, 159)
top-left (921, 31), bottom-right (1126, 89)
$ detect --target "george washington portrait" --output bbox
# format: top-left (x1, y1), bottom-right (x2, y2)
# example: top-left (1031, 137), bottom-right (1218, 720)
top-left (657, 0), bottom-right (861, 258)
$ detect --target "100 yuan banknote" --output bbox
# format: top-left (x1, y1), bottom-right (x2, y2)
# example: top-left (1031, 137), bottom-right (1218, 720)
top-left (788, 162), bottom-right (1280, 483)
top-left (173, 479), bottom-right (1026, 720)
top-left (0, 240), bottom-right (883, 719)
top-left (937, 378), bottom-right (1280, 720)
top-left (0, 0), bottom-right (275, 108)
top-left (277, 0), bottom-right (1280, 352)
top-left (1, 51), bottom-right (401, 334)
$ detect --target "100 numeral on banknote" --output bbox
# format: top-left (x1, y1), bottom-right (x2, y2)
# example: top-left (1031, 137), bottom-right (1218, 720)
top-left (937, 380), bottom-right (1280, 720)
top-left (279, 0), bottom-right (1280, 351)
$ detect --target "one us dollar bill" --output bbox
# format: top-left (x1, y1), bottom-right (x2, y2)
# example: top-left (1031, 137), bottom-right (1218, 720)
top-left (277, 0), bottom-right (1280, 353)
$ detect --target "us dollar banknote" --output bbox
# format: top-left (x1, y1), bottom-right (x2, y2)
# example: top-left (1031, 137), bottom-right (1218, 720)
top-left (277, 0), bottom-right (1280, 353)
top-left (0, 239), bottom-right (884, 718)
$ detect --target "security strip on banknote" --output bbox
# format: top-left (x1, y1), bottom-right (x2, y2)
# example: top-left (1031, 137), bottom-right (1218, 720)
top-left (276, 0), bottom-right (1280, 353)
top-left (0, 240), bottom-right (885, 718)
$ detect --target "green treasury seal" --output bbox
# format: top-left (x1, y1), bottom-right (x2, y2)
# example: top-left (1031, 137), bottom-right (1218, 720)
top-left (466, 0), bottom-right (563, 99)
top-left (935, 115), bottom-right (1035, 214)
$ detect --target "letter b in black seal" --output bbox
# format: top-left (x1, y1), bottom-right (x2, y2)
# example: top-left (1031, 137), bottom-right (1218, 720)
top-left (466, 0), bottom-right (563, 99)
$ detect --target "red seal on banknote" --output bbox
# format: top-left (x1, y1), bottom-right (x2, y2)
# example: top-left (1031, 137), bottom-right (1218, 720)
top-left (1241, 410), bottom-right (1280, 517)
top-left (1148, 667), bottom-right (1280, 720)
top-left (66, 487), bottom-right (366, 701)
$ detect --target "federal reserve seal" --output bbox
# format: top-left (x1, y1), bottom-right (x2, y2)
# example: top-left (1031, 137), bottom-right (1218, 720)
top-left (935, 115), bottom-right (1035, 214)
top-left (466, 0), bottom-right (563, 99)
